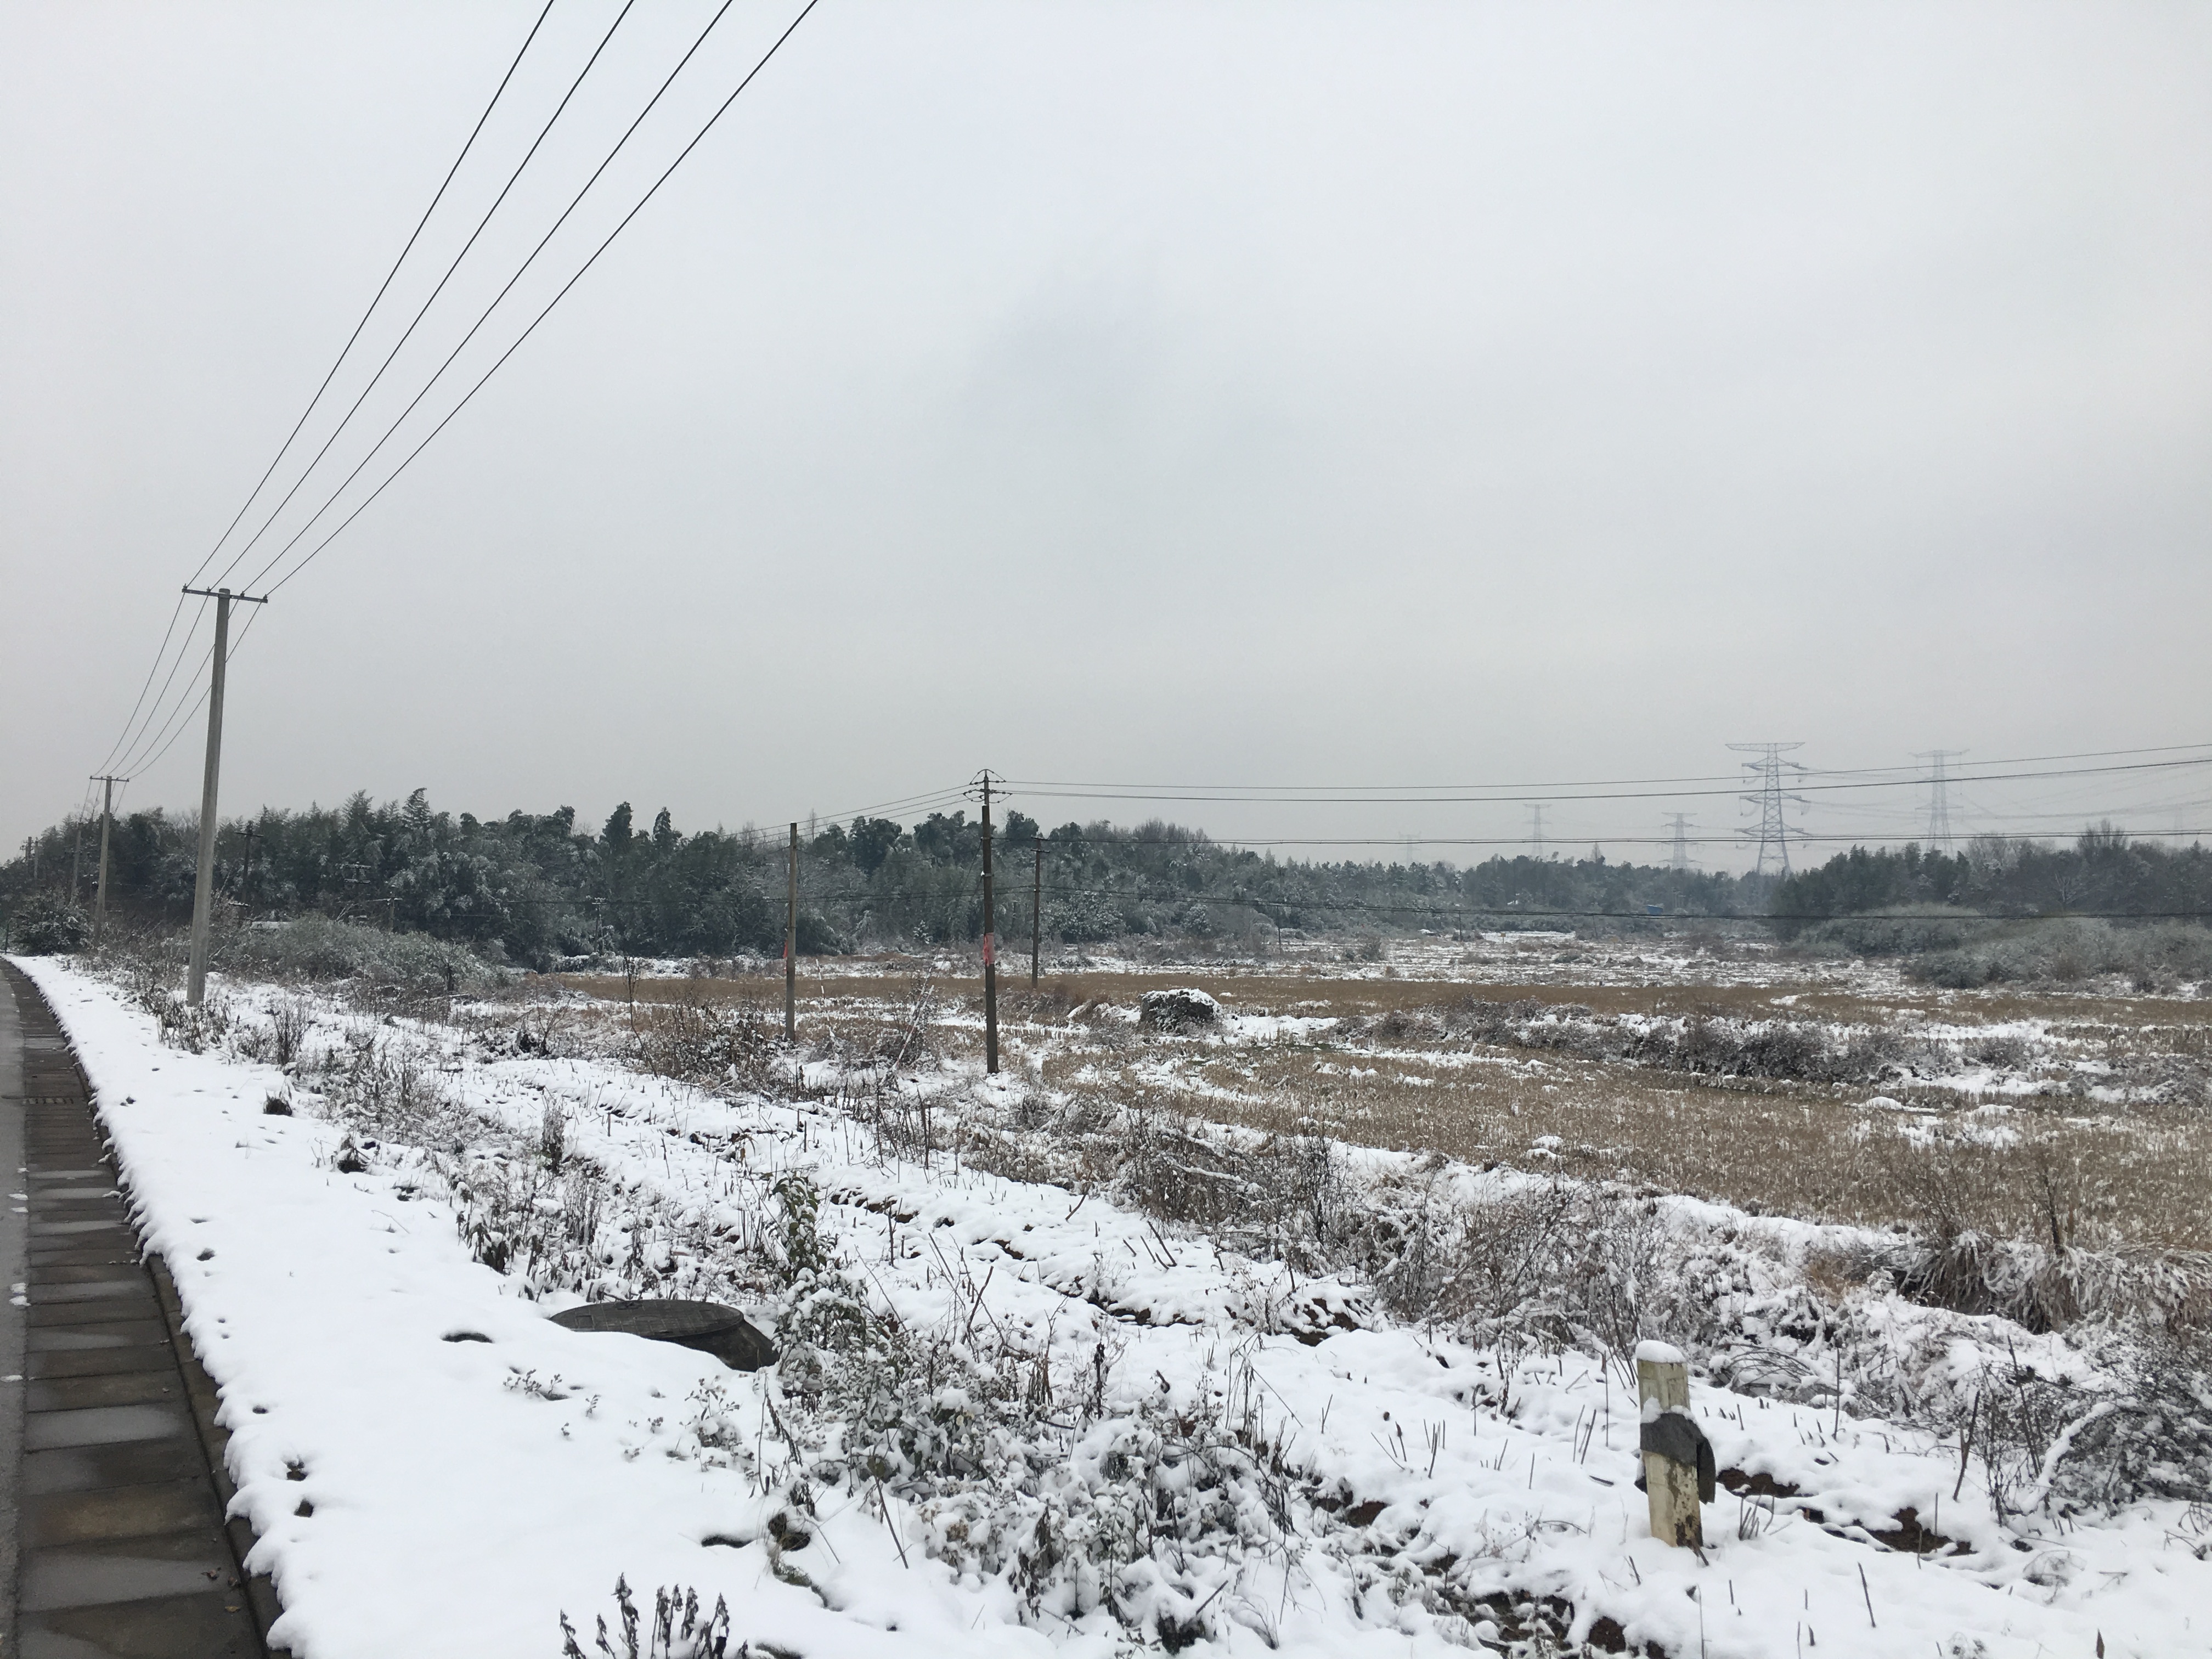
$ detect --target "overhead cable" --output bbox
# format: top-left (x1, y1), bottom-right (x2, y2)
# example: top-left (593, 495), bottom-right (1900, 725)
top-left (210, 0), bottom-right (642, 591)
top-left (188, 0), bottom-right (561, 591)
top-left (241, 0), bottom-right (822, 599)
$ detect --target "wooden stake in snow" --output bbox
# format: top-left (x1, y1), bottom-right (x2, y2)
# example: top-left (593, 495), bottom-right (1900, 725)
top-left (1637, 1341), bottom-right (1714, 1549)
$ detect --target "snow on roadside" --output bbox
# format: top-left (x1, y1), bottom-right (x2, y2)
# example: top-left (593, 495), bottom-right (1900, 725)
top-left (14, 954), bottom-right (2210, 1659)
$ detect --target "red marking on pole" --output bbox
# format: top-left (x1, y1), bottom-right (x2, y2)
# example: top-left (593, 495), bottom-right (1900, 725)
top-left (982, 932), bottom-right (996, 966)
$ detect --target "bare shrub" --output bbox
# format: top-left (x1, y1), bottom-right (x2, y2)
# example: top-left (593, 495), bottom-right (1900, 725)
top-left (628, 995), bottom-right (773, 1092)
top-left (1116, 1108), bottom-right (1251, 1230)
top-left (270, 997), bottom-right (309, 1067)
top-left (1347, 1176), bottom-right (1666, 1369)
top-left (512, 1003), bottom-right (570, 1058)
top-left (1001, 983), bottom-right (1075, 1022)
top-left (318, 1036), bottom-right (467, 1146)
top-left (445, 1149), bottom-right (766, 1304)
top-left (540, 1103), bottom-right (568, 1171)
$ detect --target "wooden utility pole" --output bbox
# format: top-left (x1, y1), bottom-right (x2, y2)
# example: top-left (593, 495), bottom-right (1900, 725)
top-left (1030, 837), bottom-right (1042, 986)
top-left (784, 822), bottom-right (798, 1040)
top-left (1636, 1341), bottom-right (1713, 1548)
top-left (184, 586), bottom-right (267, 1006)
top-left (90, 775), bottom-right (124, 946)
top-left (978, 772), bottom-right (999, 1074)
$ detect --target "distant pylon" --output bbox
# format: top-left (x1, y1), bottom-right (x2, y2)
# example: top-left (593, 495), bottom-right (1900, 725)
top-left (1663, 814), bottom-right (1695, 873)
top-left (1729, 742), bottom-right (1807, 878)
top-left (1527, 804), bottom-right (1547, 859)
top-left (1912, 749), bottom-right (1963, 848)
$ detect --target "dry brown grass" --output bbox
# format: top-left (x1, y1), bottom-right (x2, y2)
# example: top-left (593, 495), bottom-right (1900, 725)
top-left (555, 965), bottom-right (2210, 1035)
top-left (1054, 1041), bottom-right (2212, 1252)
top-left (545, 964), bottom-right (2212, 1252)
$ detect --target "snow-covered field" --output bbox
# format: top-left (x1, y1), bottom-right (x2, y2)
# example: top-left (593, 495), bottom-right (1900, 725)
top-left (13, 952), bottom-right (2211, 1659)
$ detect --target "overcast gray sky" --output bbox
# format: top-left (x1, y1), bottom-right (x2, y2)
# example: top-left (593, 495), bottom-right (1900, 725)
top-left (4, 0), bottom-right (2208, 870)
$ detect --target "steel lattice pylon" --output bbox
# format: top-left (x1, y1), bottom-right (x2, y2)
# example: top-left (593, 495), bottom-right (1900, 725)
top-left (1913, 749), bottom-right (1965, 848)
top-left (1729, 742), bottom-right (1807, 878)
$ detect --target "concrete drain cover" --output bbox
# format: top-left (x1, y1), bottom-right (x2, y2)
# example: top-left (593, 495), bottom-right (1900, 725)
top-left (549, 1299), bottom-right (777, 1372)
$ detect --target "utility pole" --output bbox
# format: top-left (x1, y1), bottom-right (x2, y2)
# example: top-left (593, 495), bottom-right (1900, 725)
top-left (1031, 837), bottom-right (1043, 987)
top-left (184, 585), bottom-right (268, 1006)
top-left (91, 775), bottom-right (125, 945)
top-left (784, 822), bottom-right (798, 1041)
top-left (1729, 742), bottom-right (1807, 881)
top-left (1912, 749), bottom-right (1964, 848)
top-left (971, 770), bottom-right (1000, 1075)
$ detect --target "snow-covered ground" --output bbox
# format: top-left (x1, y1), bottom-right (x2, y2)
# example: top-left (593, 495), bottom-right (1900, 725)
top-left (13, 953), bottom-right (2209, 1659)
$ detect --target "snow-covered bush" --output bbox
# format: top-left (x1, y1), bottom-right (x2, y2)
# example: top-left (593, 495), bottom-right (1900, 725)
top-left (120, 958), bottom-right (230, 1054)
top-left (210, 913), bottom-right (505, 990)
top-left (1916, 918), bottom-right (2212, 991)
top-left (9, 891), bottom-right (90, 954)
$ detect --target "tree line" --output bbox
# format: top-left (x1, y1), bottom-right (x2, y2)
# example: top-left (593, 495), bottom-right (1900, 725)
top-left (2, 789), bottom-right (1764, 965)
top-left (1768, 829), bottom-right (2212, 936)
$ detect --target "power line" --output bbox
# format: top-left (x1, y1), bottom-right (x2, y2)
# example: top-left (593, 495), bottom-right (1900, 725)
top-left (1001, 754), bottom-right (2212, 808)
top-left (816, 786), bottom-right (979, 823)
top-left (1001, 826), bottom-right (2212, 851)
top-left (95, 3), bottom-right (558, 786)
top-left (93, 0), bottom-right (820, 793)
top-left (242, 0), bottom-right (825, 600)
top-left (98, 595), bottom-right (209, 778)
top-left (210, 0), bottom-right (645, 592)
top-left (997, 742), bottom-right (2212, 795)
top-left (186, 0), bottom-right (561, 592)
top-left (117, 607), bottom-right (270, 781)
top-left (92, 595), bottom-right (192, 777)
top-left (110, 608), bottom-right (221, 778)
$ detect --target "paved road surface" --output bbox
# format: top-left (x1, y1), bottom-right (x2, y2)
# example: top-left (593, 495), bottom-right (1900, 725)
top-left (1, 961), bottom-right (26, 1639)
top-left (0, 962), bottom-right (268, 1657)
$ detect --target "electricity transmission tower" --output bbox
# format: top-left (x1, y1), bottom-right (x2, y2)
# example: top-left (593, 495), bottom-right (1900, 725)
top-left (1730, 742), bottom-right (1808, 878)
top-left (1913, 749), bottom-right (1964, 848)
top-left (1526, 804), bottom-right (1548, 859)
top-left (1663, 814), bottom-right (1695, 873)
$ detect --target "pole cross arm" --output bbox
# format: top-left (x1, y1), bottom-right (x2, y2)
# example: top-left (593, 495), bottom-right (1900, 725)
top-left (181, 586), bottom-right (272, 603)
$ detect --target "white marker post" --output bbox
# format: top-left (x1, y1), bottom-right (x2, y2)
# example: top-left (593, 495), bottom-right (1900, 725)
top-left (1636, 1339), bottom-right (1712, 1549)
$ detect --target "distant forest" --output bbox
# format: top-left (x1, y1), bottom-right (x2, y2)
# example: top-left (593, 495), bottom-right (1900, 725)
top-left (3, 791), bottom-right (1754, 965)
top-left (1768, 831), bottom-right (2212, 936)
top-left (4, 795), bottom-right (2202, 966)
